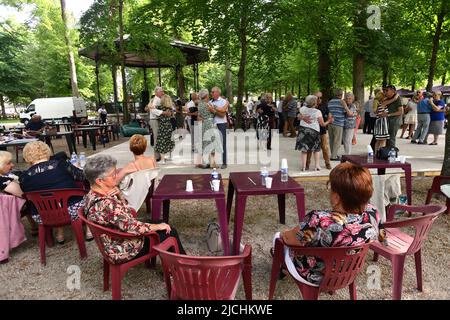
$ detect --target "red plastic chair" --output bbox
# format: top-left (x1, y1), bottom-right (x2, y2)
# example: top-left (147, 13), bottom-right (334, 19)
top-left (370, 204), bottom-right (446, 300)
top-left (78, 209), bottom-right (160, 300)
top-left (154, 237), bottom-right (252, 300)
top-left (23, 188), bottom-right (88, 265)
top-left (425, 176), bottom-right (450, 214)
top-left (268, 238), bottom-right (370, 300)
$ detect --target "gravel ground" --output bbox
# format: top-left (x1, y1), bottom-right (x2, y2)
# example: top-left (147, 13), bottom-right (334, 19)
top-left (1, 170), bottom-right (449, 300)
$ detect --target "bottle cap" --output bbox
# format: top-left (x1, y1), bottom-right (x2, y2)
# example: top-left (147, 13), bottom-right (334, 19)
top-left (281, 158), bottom-right (288, 168)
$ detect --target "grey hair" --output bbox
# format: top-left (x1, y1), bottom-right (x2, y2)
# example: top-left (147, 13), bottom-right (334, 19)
top-left (334, 88), bottom-right (344, 97)
top-left (305, 95), bottom-right (318, 107)
top-left (199, 88), bottom-right (209, 99)
top-left (83, 154), bottom-right (117, 186)
top-left (154, 86), bottom-right (164, 94)
top-left (345, 92), bottom-right (355, 99)
top-left (211, 86), bottom-right (221, 94)
top-left (433, 90), bottom-right (442, 97)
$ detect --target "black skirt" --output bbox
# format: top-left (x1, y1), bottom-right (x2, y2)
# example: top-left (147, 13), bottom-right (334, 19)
top-left (295, 126), bottom-right (321, 152)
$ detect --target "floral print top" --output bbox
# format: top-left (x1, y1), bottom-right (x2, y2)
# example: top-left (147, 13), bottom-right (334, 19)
top-left (290, 204), bottom-right (385, 285)
top-left (83, 190), bottom-right (153, 264)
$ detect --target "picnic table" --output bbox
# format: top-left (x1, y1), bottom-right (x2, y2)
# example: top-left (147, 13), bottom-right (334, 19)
top-left (341, 155), bottom-right (412, 205)
top-left (151, 173), bottom-right (230, 255)
top-left (227, 171), bottom-right (306, 255)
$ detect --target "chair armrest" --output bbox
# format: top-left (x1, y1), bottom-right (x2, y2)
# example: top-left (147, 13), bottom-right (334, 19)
top-left (154, 236), bottom-right (180, 254)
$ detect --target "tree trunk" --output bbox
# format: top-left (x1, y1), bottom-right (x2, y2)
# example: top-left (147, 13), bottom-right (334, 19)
top-left (317, 37), bottom-right (333, 103)
top-left (382, 64), bottom-right (389, 88)
top-left (427, 2), bottom-right (447, 92)
top-left (225, 56), bottom-right (233, 103)
top-left (118, 0), bottom-right (129, 124)
top-left (353, 53), bottom-right (365, 105)
top-left (235, 15), bottom-right (248, 130)
top-left (60, 0), bottom-right (79, 97)
top-left (0, 95), bottom-right (6, 120)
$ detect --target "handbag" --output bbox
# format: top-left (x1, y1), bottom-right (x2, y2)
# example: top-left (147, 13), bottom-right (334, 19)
top-left (206, 221), bottom-right (222, 255)
top-left (376, 146), bottom-right (399, 160)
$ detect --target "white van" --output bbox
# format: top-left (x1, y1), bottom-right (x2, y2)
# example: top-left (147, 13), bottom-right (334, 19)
top-left (19, 97), bottom-right (87, 123)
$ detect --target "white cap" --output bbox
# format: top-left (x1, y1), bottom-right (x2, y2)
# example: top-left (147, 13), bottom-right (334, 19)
top-left (367, 145), bottom-right (373, 153)
top-left (281, 158), bottom-right (288, 168)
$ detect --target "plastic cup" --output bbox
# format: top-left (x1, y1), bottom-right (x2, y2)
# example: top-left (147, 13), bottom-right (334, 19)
top-left (186, 180), bottom-right (194, 192)
top-left (400, 156), bottom-right (406, 164)
top-left (265, 177), bottom-right (273, 189)
top-left (212, 179), bottom-right (220, 191)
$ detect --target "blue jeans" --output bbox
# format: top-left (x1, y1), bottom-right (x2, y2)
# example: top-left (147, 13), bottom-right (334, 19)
top-left (216, 123), bottom-right (227, 165)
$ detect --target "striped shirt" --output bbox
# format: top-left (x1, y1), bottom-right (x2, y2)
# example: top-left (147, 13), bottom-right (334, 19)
top-left (328, 99), bottom-right (346, 127)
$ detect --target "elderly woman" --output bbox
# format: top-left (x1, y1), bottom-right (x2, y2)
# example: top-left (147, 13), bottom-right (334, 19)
top-left (154, 95), bottom-right (175, 164)
top-left (83, 154), bottom-right (185, 264)
top-left (342, 92), bottom-right (357, 155)
top-left (19, 141), bottom-right (91, 244)
top-left (195, 88), bottom-right (223, 169)
top-left (273, 162), bottom-right (385, 285)
top-left (295, 95), bottom-right (333, 171)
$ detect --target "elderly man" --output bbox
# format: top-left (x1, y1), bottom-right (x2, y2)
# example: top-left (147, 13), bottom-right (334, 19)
top-left (145, 86), bottom-right (172, 150)
top-left (380, 85), bottom-right (403, 149)
top-left (25, 114), bottom-right (47, 136)
top-left (327, 88), bottom-right (348, 160)
top-left (210, 87), bottom-right (229, 169)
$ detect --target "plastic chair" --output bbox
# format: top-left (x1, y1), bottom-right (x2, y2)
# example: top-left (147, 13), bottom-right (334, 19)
top-left (23, 188), bottom-right (88, 265)
top-left (370, 204), bottom-right (445, 300)
top-left (425, 176), bottom-right (450, 214)
top-left (154, 237), bottom-right (252, 300)
top-left (268, 238), bottom-right (370, 300)
top-left (78, 209), bottom-right (160, 300)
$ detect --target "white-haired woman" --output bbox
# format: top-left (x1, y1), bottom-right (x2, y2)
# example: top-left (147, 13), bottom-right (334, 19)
top-left (83, 154), bottom-right (185, 263)
top-left (195, 88), bottom-right (223, 168)
top-left (343, 92), bottom-right (357, 155)
top-left (295, 95), bottom-right (333, 171)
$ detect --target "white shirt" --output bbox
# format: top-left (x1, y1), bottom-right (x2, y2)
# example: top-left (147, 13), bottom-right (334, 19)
top-left (211, 97), bottom-right (228, 124)
top-left (98, 108), bottom-right (107, 115)
top-left (184, 100), bottom-right (195, 120)
top-left (299, 106), bottom-right (322, 132)
top-left (246, 101), bottom-right (254, 113)
top-left (149, 96), bottom-right (163, 120)
top-left (277, 101), bottom-right (283, 113)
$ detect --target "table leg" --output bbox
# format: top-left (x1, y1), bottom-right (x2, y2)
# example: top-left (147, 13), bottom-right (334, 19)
top-left (404, 166), bottom-right (412, 205)
top-left (162, 200), bottom-right (170, 223)
top-left (65, 133), bottom-right (76, 154)
top-left (295, 191), bottom-right (306, 222)
top-left (151, 199), bottom-right (162, 221)
top-left (215, 198), bottom-right (230, 256)
top-left (277, 194), bottom-right (286, 224)
top-left (226, 181), bottom-right (235, 223)
top-left (90, 130), bottom-right (97, 150)
top-left (82, 131), bottom-right (87, 148)
top-left (232, 195), bottom-right (247, 255)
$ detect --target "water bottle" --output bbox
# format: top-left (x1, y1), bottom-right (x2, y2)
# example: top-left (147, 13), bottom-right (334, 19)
top-left (281, 158), bottom-right (288, 182)
top-left (388, 148), bottom-right (396, 163)
top-left (8, 132), bottom-right (14, 140)
top-left (79, 152), bottom-right (86, 168)
top-left (367, 145), bottom-right (374, 163)
top-left (211, 168), bottom-right (219, 180)
top-left (260, 166), bottom-right (268, 186)
top-left (70, 152), bottom-right (78, 166)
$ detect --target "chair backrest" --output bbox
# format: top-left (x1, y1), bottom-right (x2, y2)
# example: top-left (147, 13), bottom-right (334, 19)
top-left (385, 204), bottom-right (445, 255)
top-left (77, 208), bottom-right (144, 264)
top-left (154, 242), bottom-right (252, 300)
top-left (24, 188), bottom-right (86, 227)
top-left (431, 176), bottom-right (450, 194)
top-left (286, 242), bottom-right (370, 292)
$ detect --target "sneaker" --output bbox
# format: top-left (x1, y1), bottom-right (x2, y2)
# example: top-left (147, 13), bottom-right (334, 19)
top-left (417, 141), bottom-right (425, 145)
top-left (326, 164), bottom-right (332, 170)
top-left (411, 140), bottom-right (417, 144)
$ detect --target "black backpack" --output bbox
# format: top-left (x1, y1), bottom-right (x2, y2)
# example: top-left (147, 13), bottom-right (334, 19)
top-left (376, 146), bottom-right (399, 160)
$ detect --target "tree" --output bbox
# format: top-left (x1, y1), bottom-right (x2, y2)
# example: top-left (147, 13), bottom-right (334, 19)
top-left (60, 0), bottom-right (79, 97)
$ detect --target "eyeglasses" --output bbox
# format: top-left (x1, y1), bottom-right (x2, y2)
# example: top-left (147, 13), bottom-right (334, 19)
top-left (102, 168), bottom-right (117, 180)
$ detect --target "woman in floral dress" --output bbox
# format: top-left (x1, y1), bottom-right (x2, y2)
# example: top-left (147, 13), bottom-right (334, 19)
top-left (273, 162), bottom-right (386, 285)
top-left (154, 95), bottom-right (175, 164)
top-left (195, 88), bottom-right (223, 168)
top-left (83, 154), bottom-right (185, 264)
